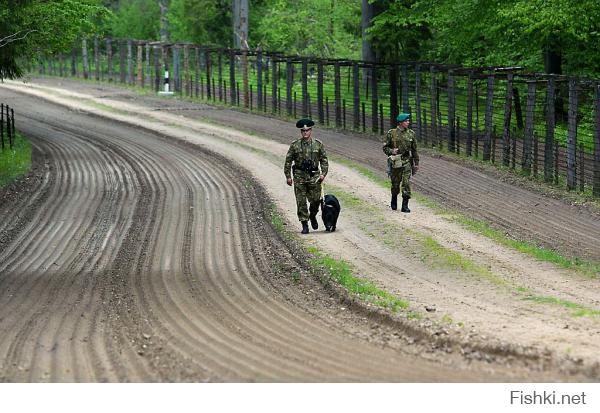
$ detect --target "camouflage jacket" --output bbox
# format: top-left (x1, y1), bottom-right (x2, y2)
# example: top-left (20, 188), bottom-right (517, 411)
top-left (284, 138), bottom-right (329, 182)
top-left (383, 127), bottom-right (419, 168)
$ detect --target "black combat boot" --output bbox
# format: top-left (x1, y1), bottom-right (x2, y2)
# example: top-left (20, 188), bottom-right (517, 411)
top-left (301, 221), bottom-right (309, 234)
top-left (401, 195), bottom-right (411, 213)
top-left (391, 194), bottom-right (398, 210)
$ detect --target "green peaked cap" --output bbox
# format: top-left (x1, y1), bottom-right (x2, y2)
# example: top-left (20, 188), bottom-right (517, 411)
top-left (396, 113), bottom-right (411, 122)
top-left (296, 118), bottom-right (315, 129)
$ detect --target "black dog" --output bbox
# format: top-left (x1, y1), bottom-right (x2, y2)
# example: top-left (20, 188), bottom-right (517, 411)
top-left (321, 194), bottom-right (341, 232)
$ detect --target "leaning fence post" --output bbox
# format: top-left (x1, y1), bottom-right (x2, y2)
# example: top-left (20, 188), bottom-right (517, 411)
top-left (567, 78), bottom-right (578, 190)
top-left (544, 77), bottom-right (556, 182)
top-left (594, 83), bottom-right (600, 198)
top-left (447, 69), bottom-right (456, 152)
top-left (335, 62), bottom-right (342, 128)
top-left (371, 65), bottom-right (378, 133)
top-left (522, 81), bottom-right (536, 174)
top-left (318, 60), bottom-right (325, 124)
top-left (483, 74), bottom-right (495, 161)
top-left (389, 64), bottom-right (398, 128)
top-left (502, 73), bottom-right (514, 166)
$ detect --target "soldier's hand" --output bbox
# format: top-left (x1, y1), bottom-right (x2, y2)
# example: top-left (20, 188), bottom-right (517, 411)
top-left (391, 148), bottom-right (399, 155)
top-left (287, 178), bottom-right (293, 186)
top-left (318, 175), bottom-right (325, 183)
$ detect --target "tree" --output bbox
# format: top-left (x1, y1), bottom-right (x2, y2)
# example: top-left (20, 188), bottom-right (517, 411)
top-left (158, 0), bottom-right (170, 42)
top-left (0, 0), bottom-right (110, 80)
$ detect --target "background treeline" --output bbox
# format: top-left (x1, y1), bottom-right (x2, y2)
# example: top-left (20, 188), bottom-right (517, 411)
top-left (3, 1), bottom-right (600, 79)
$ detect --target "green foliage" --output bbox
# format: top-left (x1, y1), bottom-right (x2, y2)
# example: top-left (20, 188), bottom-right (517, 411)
top-left (168, 0), bottom-right (232, 46)
top-left (109, 0), bottom-right (159, 40)
top-left (1, 0), bottom-right (110, 79)
top-left (254, 0), bottom-right (361, 58)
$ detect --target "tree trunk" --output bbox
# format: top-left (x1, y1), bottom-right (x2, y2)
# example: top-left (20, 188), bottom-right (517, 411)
top-left (158, 0), bottom-right (170, 42)
top-left (544, 38), bottom-right (566, 121)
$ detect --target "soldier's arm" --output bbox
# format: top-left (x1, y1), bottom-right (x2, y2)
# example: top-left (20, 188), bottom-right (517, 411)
top-left (411, 133), bottom-right (419, 166)
top-left (383, 131), bottom-right (393, 156)
top-left (284, 146), bottom-right (295, 179)
top-left (319, 145), bottom-right (329, 176)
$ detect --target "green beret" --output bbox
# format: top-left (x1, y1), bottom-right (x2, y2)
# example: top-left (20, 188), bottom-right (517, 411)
top-left (396, 113), bottom-right (411, 122)
top-left (296, 118), bottom-right (315, 130)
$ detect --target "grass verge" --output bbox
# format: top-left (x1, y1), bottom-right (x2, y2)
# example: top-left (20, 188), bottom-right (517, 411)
top-left (0, 131), bottom-right (32, 187)
top-left (334, 156), bottom-right (600, 279)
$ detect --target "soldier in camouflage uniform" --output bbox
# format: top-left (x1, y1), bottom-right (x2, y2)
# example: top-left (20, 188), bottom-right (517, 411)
top-left (383, 113), bottom-right (419, 212)
top-left (284, 118), bottom-right (329, 234)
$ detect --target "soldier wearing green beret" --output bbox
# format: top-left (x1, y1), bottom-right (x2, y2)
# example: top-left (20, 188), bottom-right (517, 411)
top-left (383, 113), bottom-right (419, 212)
top-left (284, 118), bottom-right (329, 234)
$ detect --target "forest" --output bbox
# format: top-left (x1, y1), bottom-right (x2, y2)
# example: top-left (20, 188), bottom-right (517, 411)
top-left (2, 0), bottom-right (600, 79)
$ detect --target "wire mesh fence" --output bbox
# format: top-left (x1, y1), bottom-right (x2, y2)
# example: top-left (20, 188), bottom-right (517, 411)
top-left (36, 37), bottom-right (600, 198)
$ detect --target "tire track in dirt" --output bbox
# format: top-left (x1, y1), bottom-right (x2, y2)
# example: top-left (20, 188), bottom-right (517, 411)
top-left (0, 88), bottom-right (525, 381)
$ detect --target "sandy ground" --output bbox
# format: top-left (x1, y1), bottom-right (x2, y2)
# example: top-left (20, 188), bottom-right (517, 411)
top-left (1, 79), bottom-right (598, 381)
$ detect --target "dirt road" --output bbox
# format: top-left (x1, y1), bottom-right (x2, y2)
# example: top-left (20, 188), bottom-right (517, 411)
top-left (0, 80), bottom-right (596, 382)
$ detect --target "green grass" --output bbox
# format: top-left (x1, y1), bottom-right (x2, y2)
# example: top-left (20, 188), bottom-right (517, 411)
top-left (524, 295), bottom-right (600, 318)
top-left (306, 245), bottom-right (410, 313)
top-left (452, 215), bottom-right (600, 279)
top-left (0, 131), bottom-right (32, 187)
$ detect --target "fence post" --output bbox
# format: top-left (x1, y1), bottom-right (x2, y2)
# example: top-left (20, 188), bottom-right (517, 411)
top-left (483, 74), bottom-right (495, 161)
top-left (389, 64), bottom-right (398, 129)
top-left (502, 73), bottom-right (514, 166)
top-left (174, 45), bottom-right (181, 91)
top-left (567, 78), bottom-right (578, 190)
top-left (579, 143), bottom-right (585, 192)
top-left (430, 66), bottom-right (437, 146)
top-left (127, 39), bottom-right (133, 85)
top-left (10, 108), bottom-right (14, 149)
top-left (0, 103), bottom-right (4, 151)
top-left (106, 38), bottom-right (112, 82)
top-left (137, 42), bottom-right (144, 88)
top-left (513, 87), bottom-right (524, 129)
top-left (153, 46), bottom-right (160, 91)
top-left (371, 65), bottom-right (378, 133)
top-left (512, 127), bottom-right (517, 168)
top-left (594, 83), bottom-right (600, 198)
top-left (230, 50), bottom-right (237, 104)
top-left (522, 81), bottom-right (536, 174)
top-left (94, 36), bottom-right (100, 81)
top-left (456, 117), bottom-right (461, 155)
top-left (286, 58), bottom-right (293, 116)
top-left (544, 77), bottom-right (556, 182)
top-left (59, 54), bottom-right (64, 77)
top-left (257, 51), bottom-right (263, 111)
top-left (71, 46), bottom-right (77, 77)
top-left (119, 40), bottom-right (126, 83)
top-left (301, 58), bottom-right (308, 117)
top-left (183, 45), bottom-right (190, 95)
top-left (318, 60), bottom-right (324, 124)
top-left (353, 62), bottom-right (360, 130)
top-left (145, 43), bottom-right (152, 89)
top-left (466, 72), bottom-right (473, 156)
top-left (379, 103), bottom-right (384, 134)
top-left (415, 65), bottom-right (422, 142)
top-left (343, 99), bottom-right (346, 129)
top-left (194, 47), bottom-right (200, 97)
top-left (271, 58), bottom-right (277, 114)
top-left (401, 65), bottom-right (409, 113)
top-left (82, 38), bottom-right (90, 79)
top-left (335, 62), bottom-right (342, 127)
top-left (326, 96), bottom-right (330, 126)
top-left (447, 69), bottom-right (456, 152)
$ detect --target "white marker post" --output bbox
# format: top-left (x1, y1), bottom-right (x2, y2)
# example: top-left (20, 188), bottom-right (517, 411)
top-left (158, 69), bottom-right (174, 96)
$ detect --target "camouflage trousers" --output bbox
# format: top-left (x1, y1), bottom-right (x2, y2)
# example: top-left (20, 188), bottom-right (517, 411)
top-left (390, 166), bottom-right (412, 198)
top-left (293, 180), bottom-right (322, 221)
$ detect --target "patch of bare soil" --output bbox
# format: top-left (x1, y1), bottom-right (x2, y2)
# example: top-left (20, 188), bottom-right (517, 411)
top-left (2, 80), bottom-right (598, 381)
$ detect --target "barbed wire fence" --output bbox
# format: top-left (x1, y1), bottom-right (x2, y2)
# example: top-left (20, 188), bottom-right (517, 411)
top-left (35, 36), bottom-right (600, 198)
